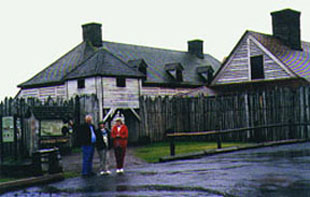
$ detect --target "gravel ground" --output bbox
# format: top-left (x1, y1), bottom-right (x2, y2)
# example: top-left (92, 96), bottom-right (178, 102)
top-left (62, 147), bottom-right (146, 174)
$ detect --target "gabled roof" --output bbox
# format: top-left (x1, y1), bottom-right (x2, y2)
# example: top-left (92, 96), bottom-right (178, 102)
top-left (65, 49), bottom-right (144, 79)
top-left (18, 40), bottom-right (221, 89)
top-left (249, 31), bottom-right (310, 81)
top-left (211, 30), bottom-right (310, 85)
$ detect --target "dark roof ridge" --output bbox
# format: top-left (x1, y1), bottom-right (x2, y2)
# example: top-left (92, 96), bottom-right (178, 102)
top-left (247, 30), bottom-right (310, 45)
top-left (102, 40), bottom-right (212, 56)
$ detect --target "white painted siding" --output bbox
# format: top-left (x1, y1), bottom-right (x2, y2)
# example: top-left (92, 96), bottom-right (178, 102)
top-left (141, 87), bottom-right (193, 96)
top-left (67, 77), bottom-right (98, 98)
top-left (214, 34), bottom-right (291, 85)
top-left (19, 85), bottom-right (66, 101)
top-left (249, 40), bottom-right (291, 80)
top-left (216, 38), bottom-right (250, 84)
top-left (102, 77), bottom-right (140, 109)
top-left (19, 76), bottom-right (199, 108)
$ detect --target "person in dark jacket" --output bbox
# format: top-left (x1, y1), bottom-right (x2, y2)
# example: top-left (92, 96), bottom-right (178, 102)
top-left (96, 121), bottom-right (111, 175)
top-left (77, 115), bottom-right (97, 177)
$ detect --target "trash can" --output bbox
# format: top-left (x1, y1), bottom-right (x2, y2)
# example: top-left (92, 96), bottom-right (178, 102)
top-left (32, 148), bottom-right (63, 175)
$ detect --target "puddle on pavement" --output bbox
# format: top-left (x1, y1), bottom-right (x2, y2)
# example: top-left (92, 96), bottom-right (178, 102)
top-left (36, 184), bottom-right (234, 197)
top-left (139, 171), bottom-right (158, 175)
top-left (3, 143), bottom-right (310, 197)
top-left (258, 180), bottom-right (310, 196)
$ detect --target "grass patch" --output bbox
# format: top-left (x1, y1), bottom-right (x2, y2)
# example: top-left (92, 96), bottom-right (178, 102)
top-left (71, 147), bottom-right (81, 154)
top-left (63, 171), bottom-right (80, 179)
top-left (0, 177), bottom-right (16, 183)
top-left (134, 141), bottom-right (250, 163)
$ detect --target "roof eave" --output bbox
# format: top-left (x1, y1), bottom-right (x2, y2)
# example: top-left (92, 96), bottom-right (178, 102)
top-left (66, 73), bottom-right (145, 81)
top-left (142, 81), bottom-right (203, 88)
top-left (18, 81), bottom-right (65, 89)
top-left (210, 77), bottom-right (305, 87)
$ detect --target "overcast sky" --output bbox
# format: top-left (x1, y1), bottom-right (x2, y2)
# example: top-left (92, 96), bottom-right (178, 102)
top-left (0, 0), bottom-right (310, 100)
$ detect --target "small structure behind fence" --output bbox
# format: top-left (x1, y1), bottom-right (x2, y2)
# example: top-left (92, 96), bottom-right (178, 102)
top-left (0, 94), bottom-right (99, 167)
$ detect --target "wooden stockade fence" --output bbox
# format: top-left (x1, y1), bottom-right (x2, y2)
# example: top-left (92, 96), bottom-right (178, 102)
top-left (0, 95), bottom-right (99, 162)
top-left (0, 97), bottom-right (74, 162)
top-left (139, 86), bottom-right (310, 142)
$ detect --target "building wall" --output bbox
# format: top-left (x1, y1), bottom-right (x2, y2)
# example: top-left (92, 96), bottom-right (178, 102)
top-left (20, 77), bottom-right (201, 106)
top-left (141, 86), bottom-right (194, 96)
top-left (249, 39), bottom-right (291, 80)
top-left (67, 77), bottom-right (99, 98)
top-left (215, 38), bottom-right (249, 84)
top-left (214, 34), bottom-right (291, 85)
top-left (19, 85), bottom-right (66, 101)
top-left (102, 77), bottom-right (140, 109)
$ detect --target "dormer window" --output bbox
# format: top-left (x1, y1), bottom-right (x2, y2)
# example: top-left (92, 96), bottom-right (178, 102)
top-left (139, 66), bottom-right (147, 75)
top-left (77, 79), bottom-right (85, 89)
top-left (128, 59), bottom-right (148, 80)
top-left (196, 65), bottom-right (214, 84)
top-left (250, 55), bottom-right (264, 80)
top-left (165, 63), bottom-right (184, 82)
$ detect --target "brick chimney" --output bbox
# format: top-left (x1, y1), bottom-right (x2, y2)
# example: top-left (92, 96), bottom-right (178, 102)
top-left (188, 39), bottom-right (204, 59)
top-left (82, 22), bottom-right (102, 47)
top-left (271, 9), bottom-right (301, 50)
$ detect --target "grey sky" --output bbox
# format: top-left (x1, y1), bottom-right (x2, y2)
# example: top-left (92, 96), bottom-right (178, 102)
top-left (0, 0), bottom-right (309, 100)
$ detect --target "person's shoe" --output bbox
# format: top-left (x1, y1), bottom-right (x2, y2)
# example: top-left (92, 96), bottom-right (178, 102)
top-left (100, 170), bottom-right (111, 175)
top-left (119, 168), bottom-right (124, 174)
top-left (116, 169), bottom-right (120, 174)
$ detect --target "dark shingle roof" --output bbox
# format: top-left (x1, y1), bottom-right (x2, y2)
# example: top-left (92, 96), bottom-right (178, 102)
top-left (102, 41), bottom-right (221, 85)
top-left (66, 49), bottom-right (144, 79)
top-left (18, 42), bottom-right (96, 88)
top-left (249, 31), bottom-right (310, 81)
top-left (18, 40), bottom-right (221, 88)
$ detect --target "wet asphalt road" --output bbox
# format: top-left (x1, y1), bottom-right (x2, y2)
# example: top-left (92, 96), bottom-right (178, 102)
top-left (4, 142), bottom-right (310, 196)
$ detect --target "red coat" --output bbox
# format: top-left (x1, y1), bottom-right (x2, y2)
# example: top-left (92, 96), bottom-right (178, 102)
top-left (111, 124), bottom-right (128, 148)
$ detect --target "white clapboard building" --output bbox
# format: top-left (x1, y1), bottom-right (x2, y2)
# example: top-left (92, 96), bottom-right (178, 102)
top-left (17, 23), bottom-right (220, 124)
top-left (211, 9), bottom-right (310, 94)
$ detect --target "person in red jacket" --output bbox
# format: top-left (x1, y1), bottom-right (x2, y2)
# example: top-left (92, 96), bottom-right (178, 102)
top-left (111, 118), bottom-right (128, 174)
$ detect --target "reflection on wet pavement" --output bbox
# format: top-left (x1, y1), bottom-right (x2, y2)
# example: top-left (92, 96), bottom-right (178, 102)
top-left (3, 142), bottom-right (310, 196)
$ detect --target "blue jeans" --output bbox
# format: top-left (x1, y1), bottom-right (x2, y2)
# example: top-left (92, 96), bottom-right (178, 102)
top-left (82, 145), bottom-right (95, 175)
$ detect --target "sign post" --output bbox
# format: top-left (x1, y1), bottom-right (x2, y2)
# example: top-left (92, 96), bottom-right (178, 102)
top-left (2, 117), bottom-right (14, 143)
